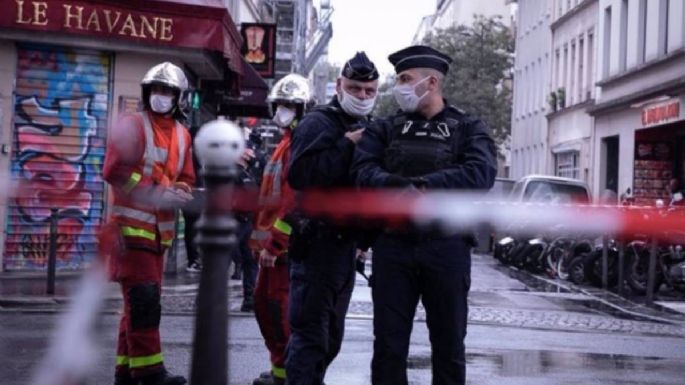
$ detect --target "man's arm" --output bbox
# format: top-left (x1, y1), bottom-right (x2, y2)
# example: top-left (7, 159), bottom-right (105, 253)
top-left (419, 117), bottom-right (497, 190)
top-left (353, 121), bottom-right (411, 188)
top-left (287, 113), bottom-right (356, 190)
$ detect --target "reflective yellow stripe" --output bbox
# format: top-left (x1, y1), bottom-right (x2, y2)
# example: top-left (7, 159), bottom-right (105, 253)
top-left (121, 226), bottom-right (156, 241)
top-left (161, 239), bottom-right (173, 246)
top-left (273, 218), bottom-right (292, 236)
top-left (128, 353), bottom-right (164, 368)
top-left (272, 365), bottom-right (286, 379)
top-left (123, 172), bottom-right (142, 193)
top-left (116, 355), bottom-right (129, 366)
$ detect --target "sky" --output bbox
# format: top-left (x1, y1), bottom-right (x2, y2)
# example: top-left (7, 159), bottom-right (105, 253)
top-left (327, 0), bottom-right (436, 78)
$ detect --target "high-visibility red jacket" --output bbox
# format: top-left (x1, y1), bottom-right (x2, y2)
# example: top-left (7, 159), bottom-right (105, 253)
top-left (103, 111), bottom-right (195, 253)
top-left (250, 129), bottom-right (297, 258)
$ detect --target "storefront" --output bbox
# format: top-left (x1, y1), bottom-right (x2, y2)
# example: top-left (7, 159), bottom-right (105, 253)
top-left (591, 92), bottom-right (685, 206)
top-left (0, 0), bottom-right (251, 271)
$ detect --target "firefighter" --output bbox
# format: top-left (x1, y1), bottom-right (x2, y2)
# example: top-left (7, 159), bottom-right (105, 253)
top-left (249, 74), bottom-right (313, 385)
top-left (103, 62), bottom-right (195, 385)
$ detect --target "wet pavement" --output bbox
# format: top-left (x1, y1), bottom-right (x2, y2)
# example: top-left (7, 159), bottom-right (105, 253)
top-left (2, 253), bottom-right (685, 384)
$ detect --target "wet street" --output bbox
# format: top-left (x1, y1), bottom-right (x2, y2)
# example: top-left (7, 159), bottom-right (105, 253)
top-left (2, 253), bottom-right (685, 384)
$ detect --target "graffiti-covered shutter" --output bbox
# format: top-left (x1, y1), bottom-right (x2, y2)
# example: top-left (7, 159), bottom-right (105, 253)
top-left (4, 44), bottom-right (111, 271)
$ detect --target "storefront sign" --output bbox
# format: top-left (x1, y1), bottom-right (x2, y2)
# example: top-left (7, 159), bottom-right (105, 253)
top-left (1, 0), bottom-right (244, 75)
top-left (641, 101), bottom-right (680, 127)
top-left (240, 23), bottom-right (276, 78)
top-left (11, 1), bottom-right (174, 41)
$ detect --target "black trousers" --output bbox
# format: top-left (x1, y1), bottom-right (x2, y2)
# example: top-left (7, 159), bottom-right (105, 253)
top-left (285, 236), bottom-right (355, 385)
top-left (371, 235), bottom-right (471, 385)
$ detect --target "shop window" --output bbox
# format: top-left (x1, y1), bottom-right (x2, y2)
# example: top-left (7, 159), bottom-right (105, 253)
top-left (556, 151), bottom-right (580, 179)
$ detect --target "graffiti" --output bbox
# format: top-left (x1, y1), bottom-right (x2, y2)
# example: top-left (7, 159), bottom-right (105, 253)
top-left (4, 46), bottom-right (109, 270)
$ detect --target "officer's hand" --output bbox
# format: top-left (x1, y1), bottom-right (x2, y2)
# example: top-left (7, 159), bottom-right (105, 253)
top-left (259, 249), bottom-right (277, 268)
top-left (237, 148), bottom-right (255, 168)
top-left (384, 174), bottom-right (412, 188)
top-left (344, 128), bottom-right (365, 144)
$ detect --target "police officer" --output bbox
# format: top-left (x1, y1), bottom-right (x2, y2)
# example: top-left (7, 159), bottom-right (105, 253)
top-left (286, 52), bottom-right (379, 385)
top-left (353, 45), bottom-right (497, 385)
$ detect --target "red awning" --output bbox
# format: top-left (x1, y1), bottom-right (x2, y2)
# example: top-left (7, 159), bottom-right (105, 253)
top-left (2, 0), bottom-right (243, 75)
top-left (219, 60), bottom-right (270, 118)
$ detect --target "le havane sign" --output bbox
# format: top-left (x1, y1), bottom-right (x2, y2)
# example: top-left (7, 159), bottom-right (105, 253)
top-left (641, 101), bottom-right (680, 127)
top-left (12, 0), bottom-right (174, 41)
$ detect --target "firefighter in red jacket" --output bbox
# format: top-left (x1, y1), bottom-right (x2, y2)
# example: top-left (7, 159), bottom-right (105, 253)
top-left (103, 62), bottom-right (195, 385)
top-left (249, 74), bottom-right (313, 385)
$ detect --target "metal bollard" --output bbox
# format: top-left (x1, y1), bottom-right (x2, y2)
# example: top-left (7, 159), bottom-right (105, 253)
top-left (189, 119), bottom-right (245, 385)
top-left (617, 239), bottom-right (625, 296)
top-left (645, 236), bottom-right (658, 305)
top-left (46, 208), bottom-right (59, 295)
top-left (601, 235), bottom-right (609, 290)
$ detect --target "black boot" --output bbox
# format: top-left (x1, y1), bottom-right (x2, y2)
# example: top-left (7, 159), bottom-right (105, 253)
top-left (114, 372), bottom-right (138, 385)
top-left (252, 372), bottom-right (285, 385)
top-left (138, 369), bottom-right (186, 385)
top-left (240, 294), bottom-right (255, 312)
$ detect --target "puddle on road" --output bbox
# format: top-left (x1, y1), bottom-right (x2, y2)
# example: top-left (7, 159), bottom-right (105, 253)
top-left (407, 349), bottom-right (682, 384)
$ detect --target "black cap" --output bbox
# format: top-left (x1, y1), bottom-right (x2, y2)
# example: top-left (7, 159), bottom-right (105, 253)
top-left (342, 51), bottom-right (379, 81)
top-left (388, 45), bottom-right (452, 75)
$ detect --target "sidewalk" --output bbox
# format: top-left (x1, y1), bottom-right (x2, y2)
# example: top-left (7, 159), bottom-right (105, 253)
top-left (2, 254), bottom-right (685, 328)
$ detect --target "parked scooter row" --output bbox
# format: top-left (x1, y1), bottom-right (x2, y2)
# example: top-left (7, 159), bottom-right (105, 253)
top-left (493, 204), bottom-right (685, 296)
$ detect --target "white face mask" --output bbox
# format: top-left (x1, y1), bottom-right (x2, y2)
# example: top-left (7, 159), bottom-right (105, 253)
top-left (272, 105), bottom-right (296, 127)
top-left (392, 76), bottom-right (431, 113)
top-left (339, 89), bottom-right (376, 117)
top-left (150, 93), bottom-right (174, 114)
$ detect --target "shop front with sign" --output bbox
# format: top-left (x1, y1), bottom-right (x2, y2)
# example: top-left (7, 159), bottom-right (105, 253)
top-left (591, 92), bottom-right (685, 206)
top-left (0, 0), bottom-right (244, 271)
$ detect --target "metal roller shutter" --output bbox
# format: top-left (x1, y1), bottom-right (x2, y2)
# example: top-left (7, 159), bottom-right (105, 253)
top-left (4, 43), bottom-right (111, 271)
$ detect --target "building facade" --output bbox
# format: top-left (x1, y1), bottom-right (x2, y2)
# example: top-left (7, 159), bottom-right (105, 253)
top-left (0, 0), bottom-right (246, 271)
top-left (589, 0), bottom-right (685, 204)
top-left (413, 0), bottom-right (512, 43)
top-left (510, 0), bottom-right (553, 180)
top-left (547, 0), bottom-right (599, 184)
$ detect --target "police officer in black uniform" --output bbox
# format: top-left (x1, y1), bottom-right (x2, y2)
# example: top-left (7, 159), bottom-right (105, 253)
top-left (353, 45), bottom-right (497, 385)
top-left (286, 52), bottom-right (380, 385)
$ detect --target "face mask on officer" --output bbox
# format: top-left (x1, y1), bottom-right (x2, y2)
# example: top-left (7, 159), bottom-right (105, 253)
top-left (340, 88), bottom-right (376, 117)
top-left (272, 105), bottom-right (296, 128)
top-left (392, 76), bottom-right (431, 113)
top-left (150, 93), bottom-right (175, 114)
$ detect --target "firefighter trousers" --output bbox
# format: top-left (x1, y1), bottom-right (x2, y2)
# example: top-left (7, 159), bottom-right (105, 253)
top-left (114, 248), bottom-right (166, 378)
top-left (254, 261), bottom-right (290, 378)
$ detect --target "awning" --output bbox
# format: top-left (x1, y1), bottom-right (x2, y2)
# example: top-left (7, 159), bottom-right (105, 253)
top-left (218, 60), bottom-right (270, 118)
top-left (2, 0), bottom-right (243, 76)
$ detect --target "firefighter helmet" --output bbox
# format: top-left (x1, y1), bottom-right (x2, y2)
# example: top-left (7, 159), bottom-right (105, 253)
top-left (141, 62), bottom-right (188, 92)
top-left (267, 74), bottom-right (313, 105)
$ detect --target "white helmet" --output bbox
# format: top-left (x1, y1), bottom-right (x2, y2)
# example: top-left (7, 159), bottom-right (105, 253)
top-left (141, 62), bottom-right (188, 92)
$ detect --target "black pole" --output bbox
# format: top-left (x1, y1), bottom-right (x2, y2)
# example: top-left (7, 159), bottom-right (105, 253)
top-left (617, 239), bottom-right (625, 296)
top-left (46, 208), bottom-right (59, 295)
top-left (646, 236), bottom-right (658, 305)
top-left (601, 235), bottom-right (609, 290)
top-left (190, 165), bottom-right (238, 385)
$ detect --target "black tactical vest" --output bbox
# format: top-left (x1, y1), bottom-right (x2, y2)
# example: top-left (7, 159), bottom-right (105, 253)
top-left (384, 110), bottom-right (462, 177)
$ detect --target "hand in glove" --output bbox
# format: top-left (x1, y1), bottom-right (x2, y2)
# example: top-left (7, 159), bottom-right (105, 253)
top-left (384, 174), bottom-right (412, 188)
top-left (259, 249), bottom-right (277, 268)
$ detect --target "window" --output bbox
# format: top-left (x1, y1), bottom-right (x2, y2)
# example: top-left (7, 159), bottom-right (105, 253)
top-left (554, 49), bottom-right (561, 90)
top-left (638, 0), bottom-right (647, 63)
top-left (578, 37), bottom-right (585, 101)
top-left (658, 0), bottom-right (669, 56)
top-left (563, 45), bottom-right (568, 94)
top-left (603, 6), bottom-right (612, 77)
top-left (619, 0), bottom-right (628, 71)
top-left (587, 30), bottom-right (595, 98)
top-left (570, 41), bottom-right (576, 106)
top-left (555, 151), bottom-right (580, 180)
